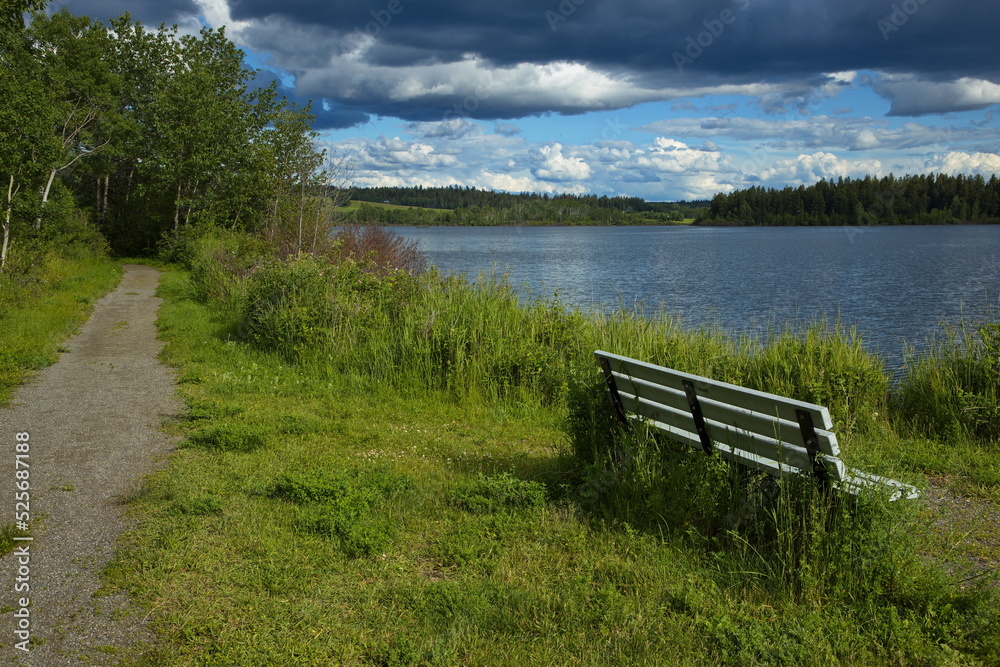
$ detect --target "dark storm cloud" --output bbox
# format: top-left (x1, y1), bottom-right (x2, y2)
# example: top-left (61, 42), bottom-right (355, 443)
top-left (226, 0), bottom-right (999, 79)
top-left (67, 0), bottom-right (1000, 126)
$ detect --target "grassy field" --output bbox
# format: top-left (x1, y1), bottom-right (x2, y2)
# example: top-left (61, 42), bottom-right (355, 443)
top-left (101, 233), bottom-right (1000, 664)
top-left (344, 200), bottom-right (451, 213)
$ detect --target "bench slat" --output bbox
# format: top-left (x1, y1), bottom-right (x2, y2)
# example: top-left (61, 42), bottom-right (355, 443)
top-left (639, 414), bottom-right (813, 478)
top-left (619, 394), bottom-right (847, 480)
top-left (609, 371), bottom-right (841, 457)
top-left (597, 351), bottom-right (834, 430)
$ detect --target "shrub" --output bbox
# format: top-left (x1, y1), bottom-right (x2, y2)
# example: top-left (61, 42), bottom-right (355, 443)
top-left (241, 253), bottom-right (418, 357)
top-left (242, 254), bottom-right (336, 353)
top-left (331, 224), bottom-right (426, 276)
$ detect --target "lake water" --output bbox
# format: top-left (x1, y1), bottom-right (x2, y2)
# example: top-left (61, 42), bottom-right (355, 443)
top-left (389, 225), bottom-right (1000, 373)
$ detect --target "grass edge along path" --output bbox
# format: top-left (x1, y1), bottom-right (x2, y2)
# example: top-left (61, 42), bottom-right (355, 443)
top-left (0, 256), bottom-right (121, 557)
top-left (0, 256), bottom-right (123, 406)
top-left (100, 265), bottom-right (1000, 666)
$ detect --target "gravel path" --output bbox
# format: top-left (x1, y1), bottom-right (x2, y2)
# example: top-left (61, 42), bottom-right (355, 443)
top-left (0, 265), bottom-right (179, 664)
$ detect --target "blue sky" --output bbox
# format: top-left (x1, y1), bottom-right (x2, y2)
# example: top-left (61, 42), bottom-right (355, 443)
top-left (65, 0), bottom-right (1000, 201)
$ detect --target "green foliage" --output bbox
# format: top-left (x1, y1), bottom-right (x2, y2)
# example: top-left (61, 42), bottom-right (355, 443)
top-left (273, 466), bottom-right (412, 557)
top-left (242, 254), bottom-right (338, 352)
top-left (0, 522), bottom-right (31, 556)
top-left (894, 312), bottom-right (1000, 444)
top-left (345, 187), bottom-right (696, 226)
top-left (180, 227), bottom-right (269, 311)
top-left (738, 323), bottom-right (890, 437)
top-left (1, 8), bottom-right (329, 259)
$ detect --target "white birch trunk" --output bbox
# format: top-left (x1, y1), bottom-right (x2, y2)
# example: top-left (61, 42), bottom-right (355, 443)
top-left (2, 175), bottom-right (15, 271)
top-left (34, 168), bottom-right (58, 231)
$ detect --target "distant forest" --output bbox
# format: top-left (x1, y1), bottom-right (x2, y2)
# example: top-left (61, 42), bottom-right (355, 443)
top-left (347, 175), bottom-right (1000, 227)
top-left (697, 173), bottom-right (1000, 226)
top-left (348, 186), bottom-right (707, 226)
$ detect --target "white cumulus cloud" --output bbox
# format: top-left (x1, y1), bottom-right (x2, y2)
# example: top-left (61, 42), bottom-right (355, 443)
top-left (533, 143), bottom-right (593, 181)
top-left (925, 151), bottom-right (1000, 176)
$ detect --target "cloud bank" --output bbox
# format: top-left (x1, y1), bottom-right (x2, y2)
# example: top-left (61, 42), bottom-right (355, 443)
top-left (67, 0), bottom-right (1000, 128)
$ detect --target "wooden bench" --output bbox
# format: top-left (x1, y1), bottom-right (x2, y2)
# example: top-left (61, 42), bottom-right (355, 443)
top-left (595, 350), bottom-right (919, 501)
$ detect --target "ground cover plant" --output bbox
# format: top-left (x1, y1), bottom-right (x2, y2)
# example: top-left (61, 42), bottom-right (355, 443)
top-left (105, 228), bottom-right (1000, 665)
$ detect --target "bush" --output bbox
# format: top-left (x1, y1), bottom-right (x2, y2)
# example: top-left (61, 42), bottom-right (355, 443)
top-left (331, 224), bottom-right (426, 276)
top-left (242, 254), bottom-right (337, 353)
top-left (244, 254), bottom-right (417, 355)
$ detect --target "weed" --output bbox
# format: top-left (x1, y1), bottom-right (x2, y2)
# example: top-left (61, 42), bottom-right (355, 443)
top-left (0, 523), bottom-right (30, 556)
top-left (186, 423), bottom-right (267, 453)
top-left (450, 473), bottom-right (547, 513)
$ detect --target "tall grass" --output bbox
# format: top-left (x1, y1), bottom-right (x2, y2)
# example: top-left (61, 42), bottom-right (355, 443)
top-left (894, 312), bottom-right (1000, 445)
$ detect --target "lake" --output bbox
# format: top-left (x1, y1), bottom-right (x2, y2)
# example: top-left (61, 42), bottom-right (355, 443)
top-left (388, 225), bottom-right (1000, 373)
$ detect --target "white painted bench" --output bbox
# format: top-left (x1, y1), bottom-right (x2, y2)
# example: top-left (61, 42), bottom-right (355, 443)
top-left (595, 350), bottom-right (919, 501)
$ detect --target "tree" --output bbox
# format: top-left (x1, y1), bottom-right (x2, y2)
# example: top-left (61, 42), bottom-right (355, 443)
top-left (0, 1), bottom-right (54, 269)
top-left (27, 10), bottom-right (121, 231)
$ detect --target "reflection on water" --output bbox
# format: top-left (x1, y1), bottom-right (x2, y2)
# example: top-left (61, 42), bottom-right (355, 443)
top-left (390, 225), bottom-right (1000, 373)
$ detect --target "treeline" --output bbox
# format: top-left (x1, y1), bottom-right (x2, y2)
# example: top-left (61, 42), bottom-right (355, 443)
top-left (1, 3), bottom-right (335, 264)
top-left (349, 186), bottom-right (706, 225)
top-left (698, 173), bottom-right (1000, 226)
top-left (352, 185), bottom-right (686, 211)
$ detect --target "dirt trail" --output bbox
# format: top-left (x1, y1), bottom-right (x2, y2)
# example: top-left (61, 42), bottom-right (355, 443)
top-left (0, 265), bottom-right (179, 664)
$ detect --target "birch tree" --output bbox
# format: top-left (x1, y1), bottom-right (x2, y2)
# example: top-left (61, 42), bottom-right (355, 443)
top-left (28, 10), bottom-right (121, 231)
top-left (0, 0), bottom-right (52, 269)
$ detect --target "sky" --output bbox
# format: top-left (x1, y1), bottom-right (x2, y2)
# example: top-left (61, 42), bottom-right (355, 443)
top-left (61, 0), bottom-right (1000, 201)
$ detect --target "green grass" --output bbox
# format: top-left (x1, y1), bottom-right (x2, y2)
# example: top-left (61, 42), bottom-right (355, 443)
top-left (0, 255), bottom-right (122, 405)
top-left (101, 263), bottom-right (1000, 665)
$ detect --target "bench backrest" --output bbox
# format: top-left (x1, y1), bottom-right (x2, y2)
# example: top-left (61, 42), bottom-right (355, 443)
top-left (595, 350), bottom-right (848, 483)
